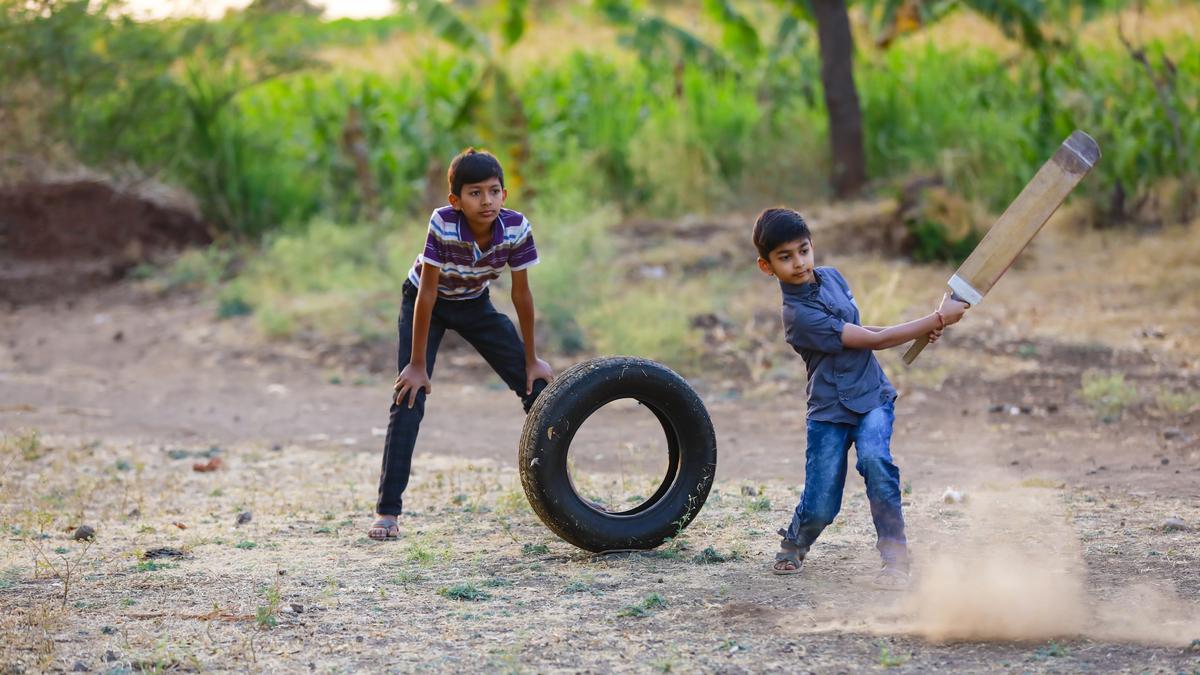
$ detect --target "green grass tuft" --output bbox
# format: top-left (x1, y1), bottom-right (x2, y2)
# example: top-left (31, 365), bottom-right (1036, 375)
top-left (1080, 371), bottom-right (1139, 419)
top-left (438, 583), bottom-right (491, 602)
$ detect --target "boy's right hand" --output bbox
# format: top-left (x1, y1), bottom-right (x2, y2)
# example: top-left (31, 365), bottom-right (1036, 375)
top-left (394, 363), bottom-right (432, 409)
top-left (937, 293), bottom-right (970, 326)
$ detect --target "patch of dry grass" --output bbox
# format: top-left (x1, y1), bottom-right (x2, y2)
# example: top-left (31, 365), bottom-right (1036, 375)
top-left (2, 427), bottom-right (1197, 671)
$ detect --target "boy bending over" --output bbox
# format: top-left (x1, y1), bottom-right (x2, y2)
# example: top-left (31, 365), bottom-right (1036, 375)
top-left (369, 148), bottom-right (554, 540)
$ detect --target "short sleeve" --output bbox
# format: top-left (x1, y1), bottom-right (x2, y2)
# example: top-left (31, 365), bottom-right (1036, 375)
top-left (785, 303), bottom-right (846, 354)
top-left (508, 219), bottom-right (539, 271)
top-left (418, 214), bottom-right (447, 268)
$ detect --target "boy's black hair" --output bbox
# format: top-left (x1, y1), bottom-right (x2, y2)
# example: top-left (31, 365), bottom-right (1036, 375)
top-left (753, 207), bottom-right (811, 259)
top-left (447, 147), bottom-right (505, 197)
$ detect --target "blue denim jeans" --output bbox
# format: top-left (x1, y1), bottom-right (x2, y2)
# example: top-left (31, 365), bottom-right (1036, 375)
top-left (784, 401), bottom-right (908, 567)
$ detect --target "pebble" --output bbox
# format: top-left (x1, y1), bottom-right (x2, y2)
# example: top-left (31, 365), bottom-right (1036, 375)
top-left (941, 487), bottom-right (967, 504)
top-left (1162, 517), bottom-right (1188, 532)
top-left (142, 547), bottom-right (185, 560)
top-left (192, 457), bottom-right (223, 472)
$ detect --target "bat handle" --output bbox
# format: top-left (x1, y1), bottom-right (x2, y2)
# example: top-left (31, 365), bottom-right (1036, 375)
top-left (903, 291), bottom-right (969, 366)
top-left (902, 335), bottom-right (929, 365)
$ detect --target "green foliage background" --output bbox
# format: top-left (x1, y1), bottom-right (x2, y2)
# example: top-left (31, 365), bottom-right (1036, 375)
top-left (1, 0), bottom-right (1195, 360)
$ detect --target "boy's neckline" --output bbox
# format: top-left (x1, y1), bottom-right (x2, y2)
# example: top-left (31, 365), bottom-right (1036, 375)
top-left (458, 211), bottom-right (504, 251)
top-left (779, 269), bottom-right (823, 296)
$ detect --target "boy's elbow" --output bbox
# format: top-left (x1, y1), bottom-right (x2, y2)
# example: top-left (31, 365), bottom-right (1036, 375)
top-left (843, 329), bottom-right (883, 351)
top-left (839, 327), bottom-right (863, 350)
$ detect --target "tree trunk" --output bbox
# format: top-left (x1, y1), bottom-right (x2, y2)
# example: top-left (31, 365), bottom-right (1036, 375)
top-left (811, 0), bottom-right (866, 198)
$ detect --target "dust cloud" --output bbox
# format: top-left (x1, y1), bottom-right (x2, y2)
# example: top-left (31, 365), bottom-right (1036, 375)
top-left (898, 484), bottom-right (1199, 646)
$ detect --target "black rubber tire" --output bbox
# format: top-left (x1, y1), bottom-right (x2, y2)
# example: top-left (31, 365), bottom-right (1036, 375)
top-left (518, 356), bottom-right (717, 552)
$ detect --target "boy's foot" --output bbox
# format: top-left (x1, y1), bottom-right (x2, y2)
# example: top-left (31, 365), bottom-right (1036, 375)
top-left (872, 564), bottom-right (910, 590)
top-left (367, 516), bottom-right (400, 540)
top-left (772, 553), bottom-right (804, 575)
top-left (772, 529), bottom-right (805, 575)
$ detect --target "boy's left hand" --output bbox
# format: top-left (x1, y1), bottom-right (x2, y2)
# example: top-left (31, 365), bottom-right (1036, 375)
top-left (927, 326), bottom-right (944, 344)
top-left (526, 358), bottom-right (554, 395)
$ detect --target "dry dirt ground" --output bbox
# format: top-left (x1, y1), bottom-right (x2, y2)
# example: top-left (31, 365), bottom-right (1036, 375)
top-left (2, 217), bottom-right (1199, 673)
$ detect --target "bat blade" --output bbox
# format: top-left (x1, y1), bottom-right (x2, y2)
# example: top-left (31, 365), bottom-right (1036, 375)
top-left (903, 131), bottom-right (1100, 365)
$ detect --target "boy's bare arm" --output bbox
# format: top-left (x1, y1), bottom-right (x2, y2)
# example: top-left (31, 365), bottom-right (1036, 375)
top-left (843, 294), bottom-right (967, 351)
top-left (510, 269), bottom-right (553, 394)
top-left (395, 264), bottom-right (440, 408)
top-left (862, 325), bottom-right (943, 342)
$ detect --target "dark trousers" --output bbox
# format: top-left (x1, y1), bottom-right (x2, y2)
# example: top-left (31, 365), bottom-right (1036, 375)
top-left (784, 401), bottom-right (909, 567)
top-left (375, 281), bottom-right (545, 515)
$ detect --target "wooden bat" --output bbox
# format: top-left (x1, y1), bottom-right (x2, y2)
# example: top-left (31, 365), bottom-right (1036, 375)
top-left (903, 130), bottom-right (1101, 365)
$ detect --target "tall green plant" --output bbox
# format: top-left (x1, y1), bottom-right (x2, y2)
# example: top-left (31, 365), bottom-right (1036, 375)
top-left (0, 0), bottom-right (189, 170)
top-left (173, 11), bottom-right (319, 235)
top-left (595, 0), bottom-right (866, 197)
top-left (409, 0), bottom-right (533, 191)
top-left (595, 0), bottom-right (731, 77)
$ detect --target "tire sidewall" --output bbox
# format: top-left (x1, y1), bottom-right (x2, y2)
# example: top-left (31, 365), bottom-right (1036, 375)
top-left (519, 357), bottom-right (717, 552)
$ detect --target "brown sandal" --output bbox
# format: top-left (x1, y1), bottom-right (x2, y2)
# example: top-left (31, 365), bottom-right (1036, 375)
top-left (367, 516), bottom-right (400, 540)
top-left (772, 529), bottom-right (805, 575)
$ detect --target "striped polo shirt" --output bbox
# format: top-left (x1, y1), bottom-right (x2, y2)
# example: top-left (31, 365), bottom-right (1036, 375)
top-left (407, 206), bottom-right (539, 300)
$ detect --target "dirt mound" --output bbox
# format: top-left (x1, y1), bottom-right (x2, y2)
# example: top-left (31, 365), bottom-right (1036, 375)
top-left (0, 178), bottom-right (210, 305)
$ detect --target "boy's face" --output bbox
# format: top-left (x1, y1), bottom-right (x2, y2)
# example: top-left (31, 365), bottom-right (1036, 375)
top-left (758, 238), bottom-right (815, 285)
top-left (449, 177), bottom-right (506, 229)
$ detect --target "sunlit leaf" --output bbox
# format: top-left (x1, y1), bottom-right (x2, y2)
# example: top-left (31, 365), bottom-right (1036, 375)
top-left (502, 0), bottom-right (527, 47)
top-left (702, 0), bottom-right (761, 59)
top-left (410, 0), bottom-right (492, 57)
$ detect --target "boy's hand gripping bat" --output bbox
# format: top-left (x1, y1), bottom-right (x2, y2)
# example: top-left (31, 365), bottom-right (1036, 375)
top-left (903, 130), bottom-right (1101, 365)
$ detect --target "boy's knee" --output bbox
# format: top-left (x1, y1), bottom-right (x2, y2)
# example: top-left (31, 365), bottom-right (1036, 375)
top-left (856, 455), bottom-right (898, 479)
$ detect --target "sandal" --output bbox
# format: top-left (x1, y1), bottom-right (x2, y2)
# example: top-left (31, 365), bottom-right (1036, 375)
top-left (872, 564), bottom-right (910, 590)
top-left (772, 528), bottom-right (805, 575)
top-left (367, 516), bottom-right (400, 541)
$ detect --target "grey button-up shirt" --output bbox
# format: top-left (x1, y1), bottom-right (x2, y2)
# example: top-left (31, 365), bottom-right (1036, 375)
top-left (780, 267), bottom-right (897, 424)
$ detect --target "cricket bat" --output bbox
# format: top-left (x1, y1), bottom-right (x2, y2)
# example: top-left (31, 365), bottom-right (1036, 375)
top-left (903, 130), bottom-right (1100, 365)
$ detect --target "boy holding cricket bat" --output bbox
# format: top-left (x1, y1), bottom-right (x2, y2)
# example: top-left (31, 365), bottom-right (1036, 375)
top-left (753, 207), bottom-right (969, 589)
